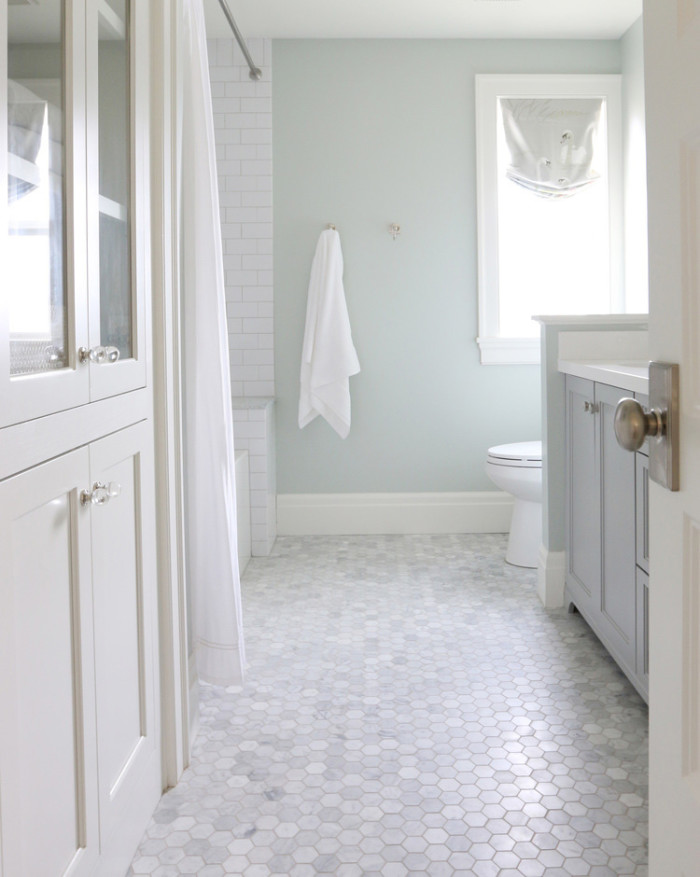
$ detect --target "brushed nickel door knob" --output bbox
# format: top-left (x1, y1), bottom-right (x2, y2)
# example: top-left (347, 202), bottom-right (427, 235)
top-left (614, 398), bottom-right (664, 452)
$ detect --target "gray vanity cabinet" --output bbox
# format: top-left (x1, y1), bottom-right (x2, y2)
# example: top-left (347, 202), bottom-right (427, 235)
top-left (565, 375), bottom-right (649, 702)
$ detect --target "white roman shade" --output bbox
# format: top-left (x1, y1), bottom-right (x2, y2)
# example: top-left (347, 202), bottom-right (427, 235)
top-left (500, 97), bottom-right (604, 199)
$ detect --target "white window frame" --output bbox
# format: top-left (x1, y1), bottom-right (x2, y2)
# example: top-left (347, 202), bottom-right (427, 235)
top-left (475, 74), bottom-right (624, 365)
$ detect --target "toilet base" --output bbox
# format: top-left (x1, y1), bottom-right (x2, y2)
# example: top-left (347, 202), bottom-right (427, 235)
top-left (505, 498), bottom-right (542, 568)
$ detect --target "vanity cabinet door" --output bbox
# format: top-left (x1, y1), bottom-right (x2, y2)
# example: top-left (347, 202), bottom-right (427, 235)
top-left (596, 382), bottom-right (637, 677)
top-left (565, 375), bottom-right (601, 614)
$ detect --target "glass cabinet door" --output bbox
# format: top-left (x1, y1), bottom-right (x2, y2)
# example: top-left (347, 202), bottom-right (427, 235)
top-left (0, 0), bottom-right (90, 426)
top-left (86, 0), bottom-right (146, 401)
top-left (0, 0), bottom-right (148, 426)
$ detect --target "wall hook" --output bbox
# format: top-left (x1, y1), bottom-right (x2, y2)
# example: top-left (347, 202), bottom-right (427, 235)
top-left (389, 223), bottom-right (401, 240)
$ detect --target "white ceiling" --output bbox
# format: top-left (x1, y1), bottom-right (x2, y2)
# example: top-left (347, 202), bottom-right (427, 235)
top-left (203, 0), bottom-right (643, 41)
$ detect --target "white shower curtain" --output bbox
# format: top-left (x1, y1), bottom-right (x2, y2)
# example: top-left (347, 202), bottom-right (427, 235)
top-left (180, 0), bottom-right (245, 685)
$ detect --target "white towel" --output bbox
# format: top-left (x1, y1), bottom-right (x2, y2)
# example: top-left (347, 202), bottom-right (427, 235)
top-left (298, 229), bottom-right (360, 439)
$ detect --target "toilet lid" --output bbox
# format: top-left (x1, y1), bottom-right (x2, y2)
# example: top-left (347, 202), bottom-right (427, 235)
top-left (487, 440), bottom-right (542, 468)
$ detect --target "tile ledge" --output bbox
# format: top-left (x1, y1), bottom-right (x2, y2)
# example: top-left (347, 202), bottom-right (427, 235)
top-left (232, 395), bottom-right (276, 410)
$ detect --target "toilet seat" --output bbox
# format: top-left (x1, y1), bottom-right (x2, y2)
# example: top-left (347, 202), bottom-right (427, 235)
top-left (487, 440), bottom-right (542, 468)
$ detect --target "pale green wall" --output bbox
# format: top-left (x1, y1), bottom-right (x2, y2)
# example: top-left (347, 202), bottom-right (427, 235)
top-left (273, 39), bottom-right (621, 495)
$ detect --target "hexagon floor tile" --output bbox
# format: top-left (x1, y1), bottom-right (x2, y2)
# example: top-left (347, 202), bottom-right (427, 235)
top-left (128, 535), bottom-right (648, 876)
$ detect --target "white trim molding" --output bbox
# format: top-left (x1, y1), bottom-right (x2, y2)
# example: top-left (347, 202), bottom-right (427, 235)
top-left (277, 491), bottom-right (514, 536)
top-left (537, 544), bottom-right (566, 608)
top-left (476, 336), bottom-right (540, 365)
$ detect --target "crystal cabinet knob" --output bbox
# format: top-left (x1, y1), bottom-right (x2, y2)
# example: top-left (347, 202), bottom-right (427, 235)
top-left (80, 482), bottom-right (121, 507)
top-left (614, 398), bottom-right (665, 452)
top-left (78, 345), bottom-right (120, 365)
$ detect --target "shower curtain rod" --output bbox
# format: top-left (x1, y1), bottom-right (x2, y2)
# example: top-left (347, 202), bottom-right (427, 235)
top-left (216, 0), bottom-right (262, 80)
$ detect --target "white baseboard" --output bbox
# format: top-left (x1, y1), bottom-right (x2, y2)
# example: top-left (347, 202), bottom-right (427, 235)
top-left (537, 545), bottom-right (566, 608)
top-left (277, 491), bottom-right (514, 536)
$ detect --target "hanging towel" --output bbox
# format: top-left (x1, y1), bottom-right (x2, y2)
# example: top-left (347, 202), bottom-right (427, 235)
top-left (299, 229), bottom-right (360, 439)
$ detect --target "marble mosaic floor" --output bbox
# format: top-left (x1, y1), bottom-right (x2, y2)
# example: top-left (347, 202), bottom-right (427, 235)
top-left (128, 534), bottom-right (648, 877)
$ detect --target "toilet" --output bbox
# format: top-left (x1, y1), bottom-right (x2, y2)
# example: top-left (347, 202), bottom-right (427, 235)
top-left (485, 440), bottom-right (543, 568)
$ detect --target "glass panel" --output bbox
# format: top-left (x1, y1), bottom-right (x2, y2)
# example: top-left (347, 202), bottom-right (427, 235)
top-left (7, 0), bottom-right (67, 376)
top-left (98, 0), bottom-right (131, 358)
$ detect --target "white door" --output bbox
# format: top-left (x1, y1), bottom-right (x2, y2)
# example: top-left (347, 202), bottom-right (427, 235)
top-left (89, 421), bottom-right (161, 875)
top-left (644, 0), bottom-right (700, 872)
top-left (0, 449), bottom-right (99, 877)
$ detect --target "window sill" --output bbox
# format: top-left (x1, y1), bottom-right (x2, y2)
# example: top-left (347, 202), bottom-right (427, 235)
top-left (476, 336), bottom-right (540, 365)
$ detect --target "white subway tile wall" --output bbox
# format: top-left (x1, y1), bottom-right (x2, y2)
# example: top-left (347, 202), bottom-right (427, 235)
top-left (209, 38), bottom-right (277, 555)
top-left (208, 38), bottom-right (274, 398)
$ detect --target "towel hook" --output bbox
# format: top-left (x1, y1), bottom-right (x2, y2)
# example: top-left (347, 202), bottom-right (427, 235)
top-left (388, 223), bottom-right (401, 240)
top-left (327, 223), bottom-right (337, 230)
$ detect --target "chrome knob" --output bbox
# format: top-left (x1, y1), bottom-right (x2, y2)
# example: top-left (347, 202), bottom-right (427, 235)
top-left (78, 345), bottom-right (120, 365)
top-left (614, 397), bottom-right (665, 452)
top-left (80, 481), bottom-right (121, 507)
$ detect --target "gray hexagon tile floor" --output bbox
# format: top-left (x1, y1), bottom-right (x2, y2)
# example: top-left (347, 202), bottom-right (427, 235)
top-left (128, 534), bottom-right (648, 876)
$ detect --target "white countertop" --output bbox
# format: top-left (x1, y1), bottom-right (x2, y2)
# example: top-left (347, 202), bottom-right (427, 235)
top-left (558, 360), bottom-right (649, 394)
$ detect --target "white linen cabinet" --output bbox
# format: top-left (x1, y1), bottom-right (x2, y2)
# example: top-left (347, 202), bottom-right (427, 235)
top-left (0, 2), bottom-right (161, 875)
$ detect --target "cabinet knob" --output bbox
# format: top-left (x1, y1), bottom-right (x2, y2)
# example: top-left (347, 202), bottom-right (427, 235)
top-left (80, 481), bottom-right (121, 507)
top-left (583, 400), bottom-right (599, 414)
top-left (614, 398), bottom-right (664, 452)
top-left (78, 346), bottom-right (120, 365)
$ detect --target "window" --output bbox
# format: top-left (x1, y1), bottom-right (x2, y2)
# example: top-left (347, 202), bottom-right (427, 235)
top-left (475, 75), bottom-right (623, 365)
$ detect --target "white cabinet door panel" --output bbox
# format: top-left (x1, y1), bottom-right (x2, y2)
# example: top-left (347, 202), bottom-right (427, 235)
top-left (89, 421), bottom-right (160, 874)
top-left (0, 449), bottom-right (99, 877)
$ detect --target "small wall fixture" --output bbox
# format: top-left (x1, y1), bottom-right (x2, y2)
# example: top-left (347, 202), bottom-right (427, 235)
top-left (389, 223), bottom-right (401, 240)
